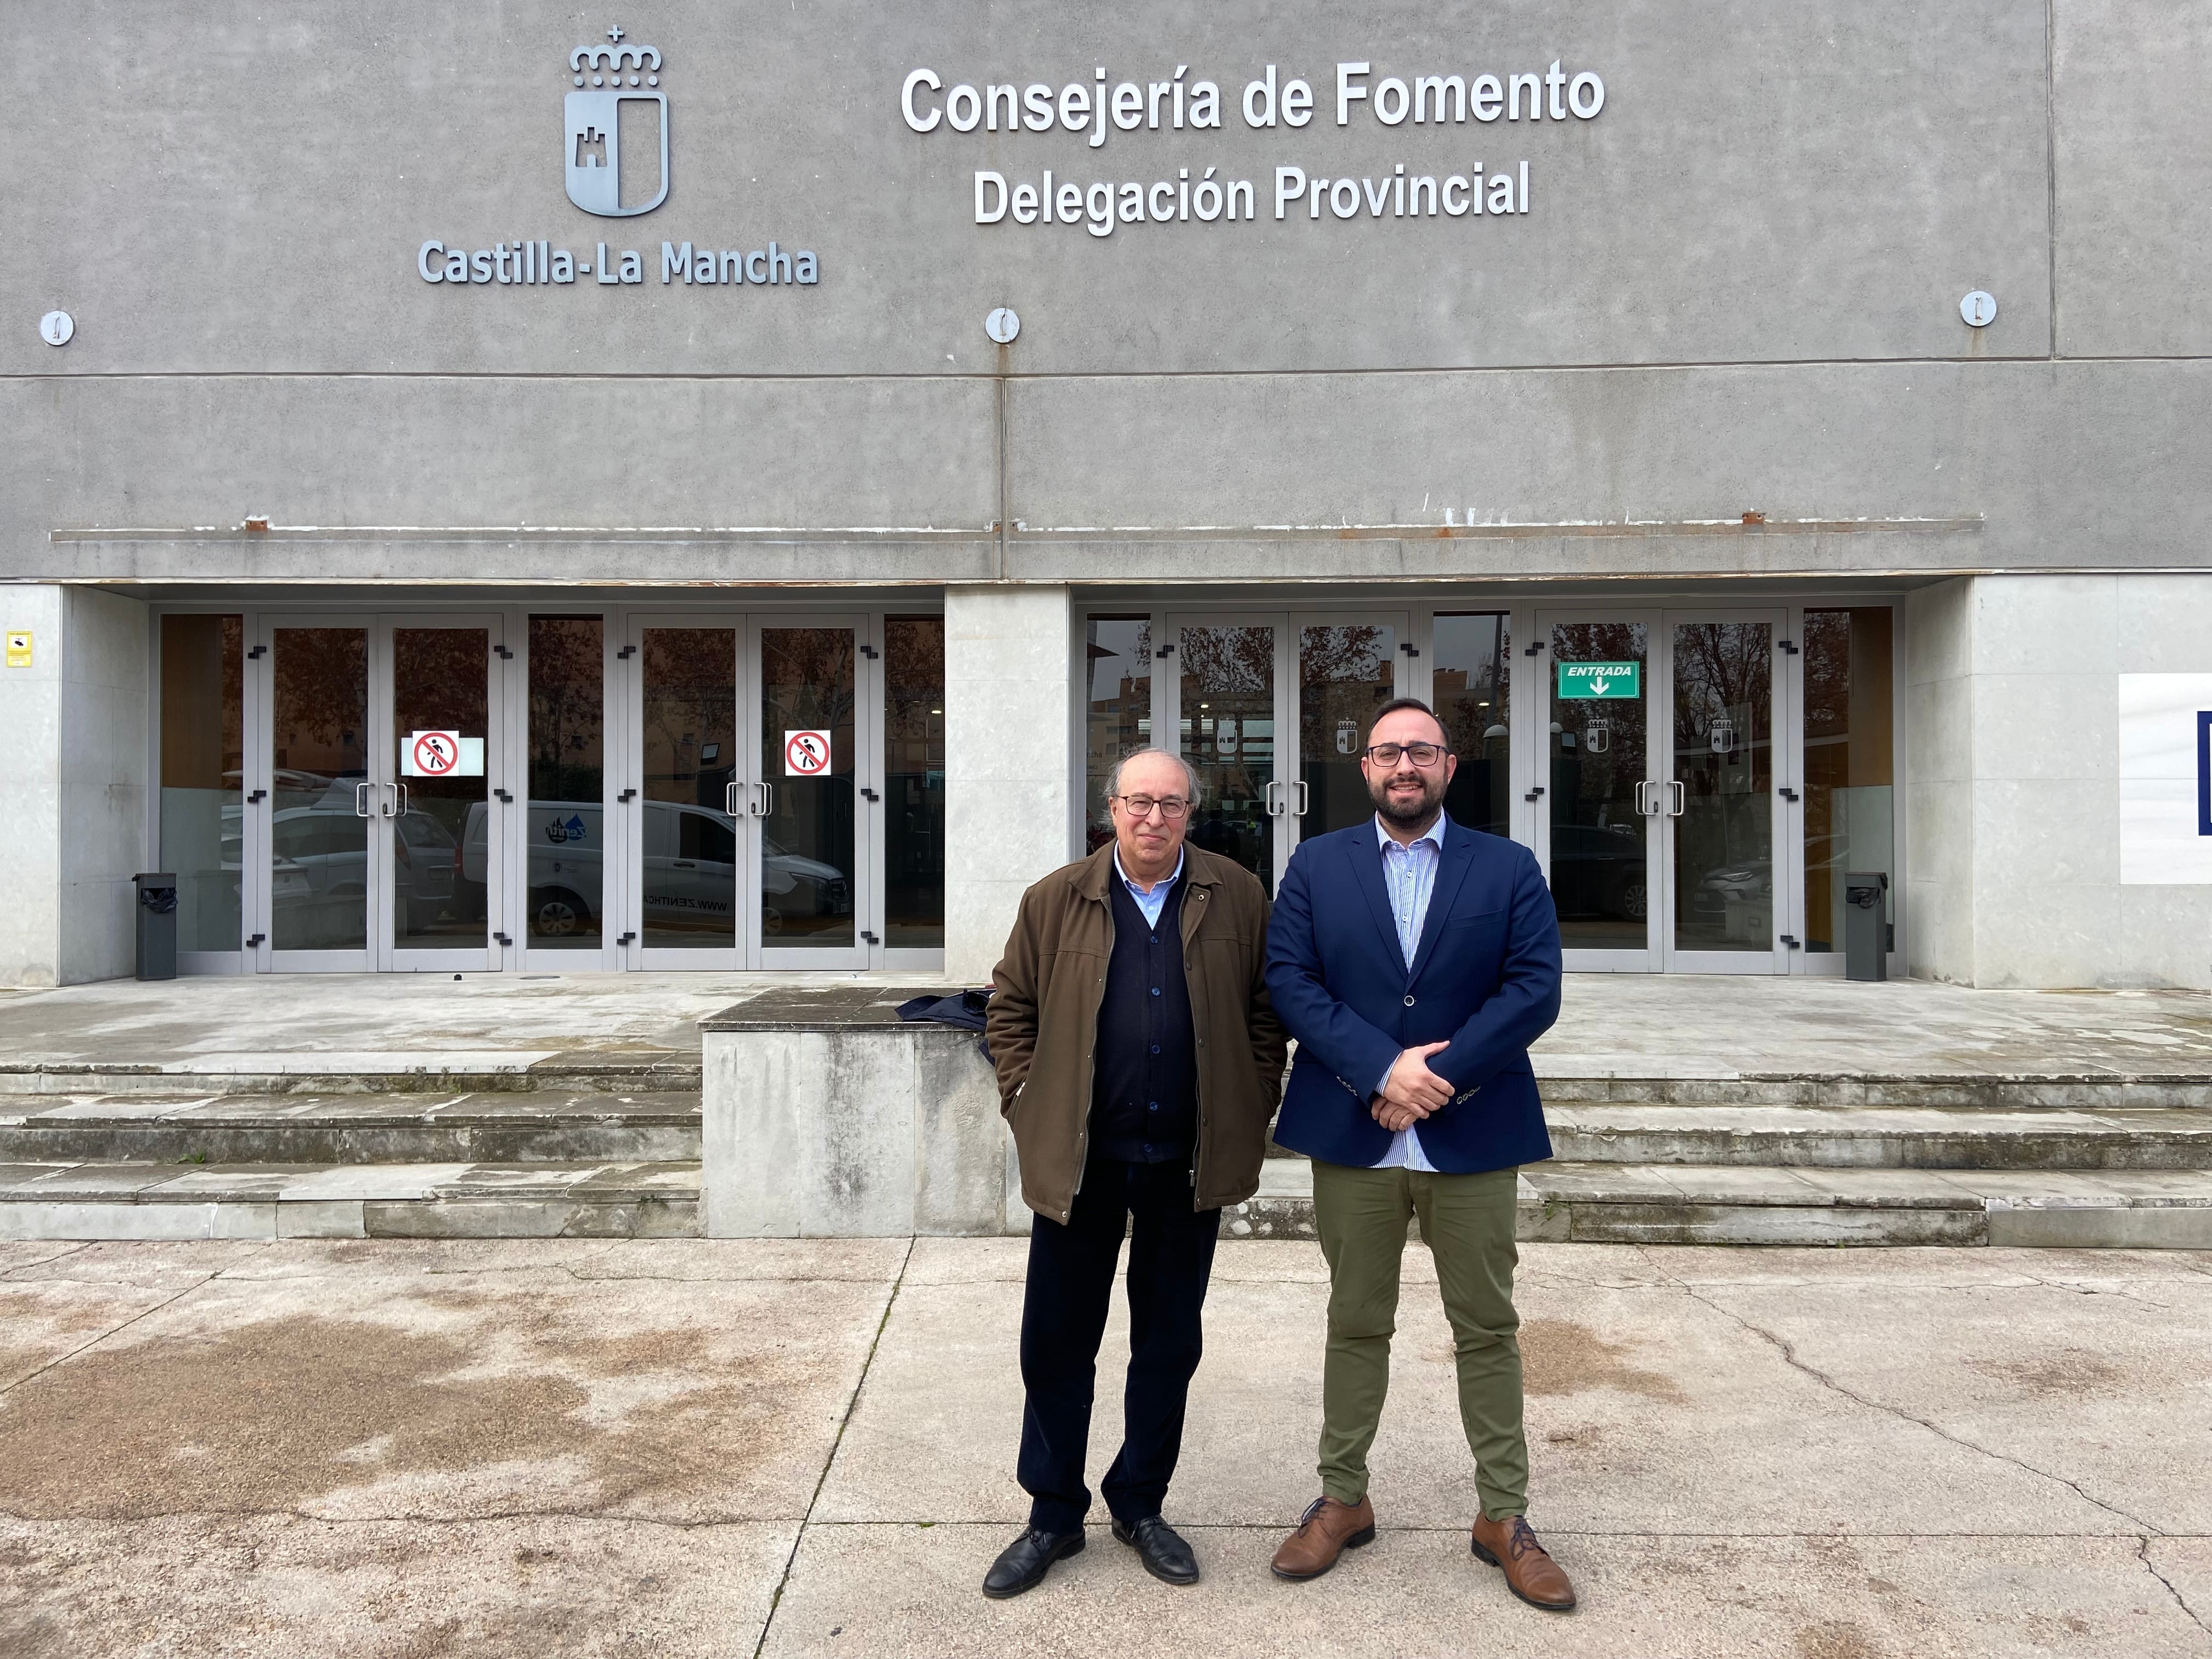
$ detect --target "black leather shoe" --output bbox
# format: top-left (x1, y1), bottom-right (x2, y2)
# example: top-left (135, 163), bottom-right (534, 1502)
top-left (982, 1526), bottom-right (1084, 1599)
top-left (1111, 1514), bottom-right (1200, 1585)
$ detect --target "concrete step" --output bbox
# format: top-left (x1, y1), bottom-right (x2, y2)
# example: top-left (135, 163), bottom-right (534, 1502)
top-left (1228, 1159), bottom-right (2212, 1249)
top-left (0, 1160), bottom-right (700, 1240)
top-left (0, 1092), bottom-right (701, 1166)
top-left (1542, 1101), bottom-right (2212, 1170)
top-left (0, 1054), bottom-right (701, 1097)
top-left (1533, 1065), bottom-right (2212, 1111)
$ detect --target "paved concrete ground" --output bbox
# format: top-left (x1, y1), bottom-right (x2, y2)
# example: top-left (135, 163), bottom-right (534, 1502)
top-left (2, 1238), bottom-right (2208, 1657)
top-left (2, 971), bottom-right (2209, 1076)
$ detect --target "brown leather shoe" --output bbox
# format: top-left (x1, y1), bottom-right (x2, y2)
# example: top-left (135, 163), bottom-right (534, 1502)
top-left (1470, 1514), bottom-right (1576, 1610)
top-left (1269, 1495), bottom-right (1376, 1581)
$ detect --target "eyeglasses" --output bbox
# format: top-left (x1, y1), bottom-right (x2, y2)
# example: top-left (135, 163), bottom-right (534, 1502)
top-left (1363, 742), bottom-right (1450, 768)
top-left (1111, 794), bottom-right (1192, 821)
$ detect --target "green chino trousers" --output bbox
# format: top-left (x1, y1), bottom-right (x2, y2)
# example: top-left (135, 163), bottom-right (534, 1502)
top-left (1311, 1159), bottom-right (1528, 1520)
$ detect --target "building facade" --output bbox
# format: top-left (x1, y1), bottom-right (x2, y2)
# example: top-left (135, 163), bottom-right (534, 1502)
top-left (4, 2), bottom-right (2210, 991)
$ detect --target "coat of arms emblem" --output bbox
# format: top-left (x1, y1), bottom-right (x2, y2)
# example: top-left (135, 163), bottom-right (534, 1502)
top-left (566, 26), bottom-right (668, 217)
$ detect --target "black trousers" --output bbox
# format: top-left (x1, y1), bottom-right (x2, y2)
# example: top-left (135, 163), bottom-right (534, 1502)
top-left (1017, 1155), bottom-right (1221, 1533)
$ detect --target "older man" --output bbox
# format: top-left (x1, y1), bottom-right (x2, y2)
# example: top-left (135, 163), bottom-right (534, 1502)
top-left (982, 748), bottom-right (1286, 1599)
top-left (1264, 698), bottom-right (1575, 1611)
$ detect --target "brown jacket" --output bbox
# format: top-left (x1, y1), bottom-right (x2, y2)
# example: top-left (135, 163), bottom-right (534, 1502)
top-left (988, 843), bottom-right (1288, 1223)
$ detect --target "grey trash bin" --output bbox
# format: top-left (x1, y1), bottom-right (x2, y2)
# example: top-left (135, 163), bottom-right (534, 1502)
top-left (135, 872), bottom-right (178, 981)
top-left (1843, 871), bottom-right (1888, 983)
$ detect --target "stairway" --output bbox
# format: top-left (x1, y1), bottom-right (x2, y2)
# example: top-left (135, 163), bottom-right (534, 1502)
top-left (6, 1056), bottom-right (2210, 1247)
top-left (1227, 1073), bottom-right (2212, 1248)
top-left (0, 1058), bottom-right (703, 1240)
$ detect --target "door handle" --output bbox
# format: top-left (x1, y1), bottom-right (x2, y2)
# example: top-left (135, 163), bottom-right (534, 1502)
top-left (753, 781), bottom-right (774, 817)
top-left (354, 782), bottom-right (374, 818)
top-left (1634, 780), bottom-right (1656, 816)
top-left (384, 782), bottom-right (407, 819)
top-left (1665, 781), bottom-right (1685, 817)
top-left (725, 781), bottom-right (740, 816)
top-left (1292, 780), bottom-right (1309, 816)
top-left (1263, 780), bottom-right (1285, 816)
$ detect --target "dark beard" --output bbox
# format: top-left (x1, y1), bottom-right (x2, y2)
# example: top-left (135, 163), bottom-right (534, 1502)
top-left (1370, 776), bottom-right (1445, 833)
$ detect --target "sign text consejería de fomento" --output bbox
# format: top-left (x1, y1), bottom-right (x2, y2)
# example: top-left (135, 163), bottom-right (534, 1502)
top-left (904, 59), bottom-right (1606, 233)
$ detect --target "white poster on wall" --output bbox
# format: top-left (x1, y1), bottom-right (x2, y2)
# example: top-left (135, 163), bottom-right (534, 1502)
top-left (2118, 674), bottom-right (2212, 885)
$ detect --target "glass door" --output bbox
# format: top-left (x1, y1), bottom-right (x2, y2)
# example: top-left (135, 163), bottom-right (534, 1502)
top-left (385, 618), bottom-right (503, 973)
top-left (1167, 619), bottom-right (1287, 891)
top-left (628, 617), bottom-right (746, 969)
top-left (1540, 614), bottom-right (1661, 970)
top-left (753, 617), bottom-right (870, 969)
top-left (1665, 613), bottom-right (1786, 973)
top-left (255, 616), bottom-right (504, 972)
top-left (1536, 610), bottom-right (1788, 973)
top-left (261, 618), bottom-right (375, 972)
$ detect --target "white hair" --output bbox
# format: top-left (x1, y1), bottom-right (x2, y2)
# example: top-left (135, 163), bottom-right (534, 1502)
top-left (1104, 747), bottom-right (1204, 806)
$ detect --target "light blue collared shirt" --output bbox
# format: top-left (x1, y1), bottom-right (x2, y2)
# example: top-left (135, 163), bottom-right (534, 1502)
top-left (1370, 813), bottom-right (1447, 1172)
top-left (1114, 847), bottom-right (1185, 932)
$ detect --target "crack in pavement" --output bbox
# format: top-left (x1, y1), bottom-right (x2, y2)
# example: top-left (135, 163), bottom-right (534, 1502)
top-left (752, 1235), bottom-right (914, 1659)
top-left (1636, 1247), bottom-right (2165, 1535)
top-left (2141, 1537), bottom-right (2212, 1643)
top-left (0, 1267), bottom-right (225, 1401)
top-left (0, 1242), bottom-right (94, 1280)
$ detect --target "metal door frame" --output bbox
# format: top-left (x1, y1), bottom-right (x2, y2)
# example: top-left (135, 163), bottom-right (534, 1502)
top-left (1657, 607), bottom-right (1790, 975)
top-left (251, 613), bottom-right (380, 974)
top-left (1531, 608), bottom-right (1666, 973)
top-left (382, 613), bottom-right (506, 975)
top-left (619, 611), bottom-right (751, 972)
top-left (751, 611), bottom-right (878, 972)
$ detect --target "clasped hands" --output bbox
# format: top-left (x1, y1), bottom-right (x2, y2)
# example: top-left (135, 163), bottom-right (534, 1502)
top-left (1371, 1040), bottom-right (1452, 1133)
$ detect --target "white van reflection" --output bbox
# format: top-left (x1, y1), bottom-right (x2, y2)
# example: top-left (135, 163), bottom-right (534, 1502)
top-left (459, 800), bottom-right (849, 939)
top-left (218, 775), bottom-right (462, 948)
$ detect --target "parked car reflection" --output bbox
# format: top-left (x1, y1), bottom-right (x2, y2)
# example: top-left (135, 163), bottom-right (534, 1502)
top-left (1548, 823), bottom-right (1647, 921)
top-left (459, 800), bottom-right (850, 941)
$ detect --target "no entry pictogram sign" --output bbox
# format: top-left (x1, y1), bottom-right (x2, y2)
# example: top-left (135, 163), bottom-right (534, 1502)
top-left (784, 730), bottom-right (832, 777)
top-left (406, 730), bottom-right (462, 777)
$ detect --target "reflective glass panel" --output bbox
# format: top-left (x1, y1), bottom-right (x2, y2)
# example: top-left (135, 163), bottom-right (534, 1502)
top-left (160, 614), bottom-right (243, 953)
top-left (759, 628), bottom-right (856, 949)
top-left (1178, 624), bottom-right (1275, 890)
top-left (1803, 608), bottom-right (1895, 953)
top-left (1548, 621), bottom-right (1649, 951)
top-left (884, 616), bottom-right (945, 949)
top-left (527, 616), bottom-right (605, 949)
top-left (1085, 617), bottom-right (1152, 854)
top-left (392, 629), bottom-right (489, 951)
top-left (1671, 622), bottom-right (1774, 952)
top-left (640, 629), bottom-right (739, 949)
top-left (1434, 613), bottom-right (1511, 837)
top-left (270, 627), bottom-right (368, 951)
top-left (1299, 623), bottom-right (1395, 836)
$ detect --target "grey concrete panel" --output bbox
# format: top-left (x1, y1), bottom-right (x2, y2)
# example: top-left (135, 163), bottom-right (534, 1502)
top-left (0, 376), bottom-right (997, 574)
top-left (2, 0), bottom-right (2051, 376)
top-left (10, 360), bottom-right (2212, 584)
top-left (1005, 359), bottom-right (2212, 577)
top-left (2053, 2), bottom-right (2212, 355)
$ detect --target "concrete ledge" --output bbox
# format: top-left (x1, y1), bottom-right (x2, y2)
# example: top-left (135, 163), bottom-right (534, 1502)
top-left (702, 990), bottom-right (1015, 1238)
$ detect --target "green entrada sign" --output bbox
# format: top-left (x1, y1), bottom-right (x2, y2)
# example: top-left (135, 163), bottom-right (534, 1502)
top-left (1556, 661), bottom-right (1640, 699)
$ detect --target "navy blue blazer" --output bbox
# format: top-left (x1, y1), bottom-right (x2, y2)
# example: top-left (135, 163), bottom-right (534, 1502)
top-left (1265, 816), bottom-right (1562, 1173)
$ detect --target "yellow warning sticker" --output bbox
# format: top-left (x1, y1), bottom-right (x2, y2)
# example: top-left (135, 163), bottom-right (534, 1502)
top-left (4, 631), bottom-right (30, 669)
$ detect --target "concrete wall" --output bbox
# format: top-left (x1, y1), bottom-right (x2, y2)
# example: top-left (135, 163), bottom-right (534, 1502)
top-left (0, 587), bottom-right (149, 986)
top-left (1906, 575), bottom-right (2212, 990)
top-left (703, 1024), bottom-right (1019, 1236)
top-left (0, 1), bottom-right (2205, 589)
top-left (943, 585), bottom-right (1076, 983)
